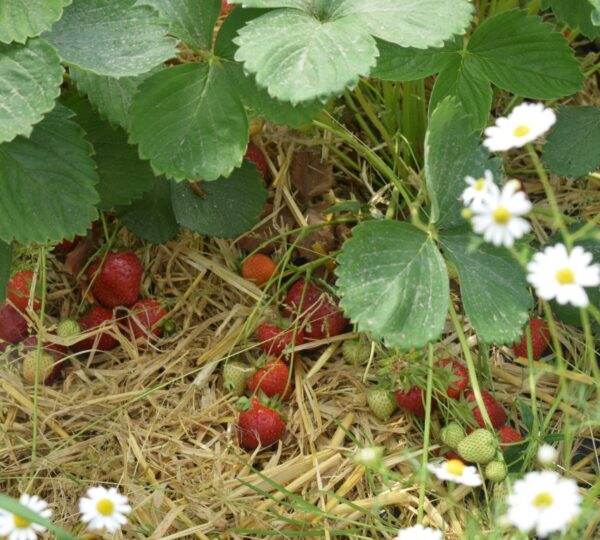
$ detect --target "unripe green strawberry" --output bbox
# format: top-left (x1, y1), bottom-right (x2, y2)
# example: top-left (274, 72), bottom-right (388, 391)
top-left (440, 422), bottom-right (466, 449)
top-left (457, 429), bottom-right (496, 464)
top-left (223, 361), bottom-right (255, 396)
top-left (485, 460), bottom-right (508, 483)
top-left (342, 338), bottom-right (371, 366)
top-left (367, 388), bottom-right (397, 421)
top-left (56, 319), bottom-right (81, 338)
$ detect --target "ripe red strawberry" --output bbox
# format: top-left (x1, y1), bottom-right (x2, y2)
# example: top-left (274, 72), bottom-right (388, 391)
top-left (394, 386), bottom-right (429, 419)
top-left (220, 1), bottom-right (237, 16)
top-left (464, 389), bottom-right (507, 429)
top-left (498, 425), bottom-right (523, 450)
top-left (87, 252), bottom-right (143, 308)
top-left (282, 279), bottom-right (348, 340)
top-left (435, 358), bottom-right (468, 399)
top-left (73, 306), bottom-right (118, 352)
top-left (237, 396), bottom-right (286, 449)
top-left (244, 141), bottom-right (268, 178)
top-left (0, 302), bottom-right (28, 344)
top-left (55, 235), bottom-right (82, 253)
top-left (125, 299), bottom-right (168, 343)
top-left (247, 359), bottom-right (292, 399)
top-left (7, 270), bottom-right (40, 312)
top-left (256, 322), bottom-right (304, 358)
top-left (512, 318), bottom-right (550, 360)
top-left (242, 254), bottom-right (277, 286)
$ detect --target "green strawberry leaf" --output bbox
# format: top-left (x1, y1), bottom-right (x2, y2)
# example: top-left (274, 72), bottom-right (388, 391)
top-left (65, 96), bottom-right (154, 209)
top-left (0, 0), bottom-right (72, 44)
top-left (214, 6), bottom-right (263, 60)
top-left (541, 0), bottom-right (600, 38)
top-left (371, 39), bottom-right (455, 81)
top-left (234, 9), bottom-right (378, 104)
top-left (336, 220), bottom-right (449, 349)
top-left (234, 0), bottom-right (472, 103)
top-left (44, 0), bottom-right (176, 77)
top-left (223, 62), bottom-right (323, 127)
top-left (138, 0), bottom-right (221, 50)
top-left (338, 0), bottom-right (473, 49)
top-left (118, 177), bottom-right (179, 244)
top-left (129, 62), bottom-right (248, 181)
top-left (543, 106), bottom-right (600, 178)
top-left (592, 0), bottom-right (600, 24)
top-left (0, 241), bottom-right (11, 304)
top-left (0, 104), bottom-right (99, 244)
top-left (467, 9), bottom-right (584, 99)
top-left (70, 67), bottom-right (162, 130)
top-left (170, 161), bottom-right (267, 238)
top-left (0, 39), bottom-right (63, 144)
top-left (429, 55), bottom-right (492, 130)
top-left (0, 494), bottom-right (79, 540)
top-left (424, 97), bottom-right (501, 229)
top-left (440, 228), bottom-right (532, 344)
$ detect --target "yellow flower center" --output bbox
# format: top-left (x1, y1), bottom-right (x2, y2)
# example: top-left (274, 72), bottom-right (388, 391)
top-left (533, 491), bottom-right (554, 509)
top-left (555, 267), bottom-right (575, 285)
top-left (13, 514), bottom-right (31, 529)
top-left (493, 207), bottom-right (511, 224)
top-left (513, 125), bottom-right (531, 137)
top-left (461, 207), bottom-right (473, 220)
top-left (474, 178), bottom-right (486, 191)
top-left (445, 459), bottom-right (465, 476)
top-left (96, 498), bottom-right (115, 516)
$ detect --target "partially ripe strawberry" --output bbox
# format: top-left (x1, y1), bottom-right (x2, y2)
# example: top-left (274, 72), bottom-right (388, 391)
top-left (247, 359), bottom-right (292, 400)
top-left (256, 322), bottom-right (304, 358)
top-left (7, 270), bottom-right (41, 312)
top-left (0, 302), bottom-right (28, 344)
top-left (242, 254), bottom-right (277, 286)
top-left (435, 358), bottom-right (468, 399)
top-left (282, 279), bottom-right (348, 340)
top-left (87, 252), bottom-right (143, 308)
top-left (73, 307), bottom-right (118, 352)
top-left (394, 386), bottom-right (429, 419)
top-left (237, 396), bottom-right (286, 450)
top-left (512, 318), bottom-right (550, 360)
top-left (125, 299), bottom-right (168, 344)
top-left (498, 425), bottom-right (523, 450)
top-left (464, 389), bottom-right (507, 430)
top-left (21, 336), bottom-right (67, 362)
top-left (244, 141), bottom-right (268, 178)
top-left (22, 350), bottom-right (60, 385)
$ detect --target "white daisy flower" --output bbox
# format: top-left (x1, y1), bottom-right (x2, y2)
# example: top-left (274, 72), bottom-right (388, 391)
top-left (484, 102), bottom-right (556, 152)
top-left (470, 180), bottom-right (532, 248)
top-left (428, 459), bottom-right (482, 487)
top-left (506, 471), bottom-right (581, 537)
top-left (79, 486), bottom-right (131, 533)
top-left (527, 243), bottom-right (600, 308)
top-left (537, 444), bottom-right (558, 465)
top-left (395, 523), bottom-right (443, 540)
top-left (461, 169), bottom-right (496, 208)
top-left (0, 493), bottom-right (52, 540)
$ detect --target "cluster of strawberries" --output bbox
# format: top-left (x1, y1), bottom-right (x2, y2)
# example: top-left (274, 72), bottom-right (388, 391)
top-left (227, 254), bottom-right (347, 450)
top-left (364, 317), bottom-right (550, 482)
top-left (0, 248), bottom-right (169, 386)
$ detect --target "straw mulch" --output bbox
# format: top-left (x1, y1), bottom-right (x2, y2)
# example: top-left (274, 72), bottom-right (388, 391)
top-left (2, 76), bottom-right (600, 539)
